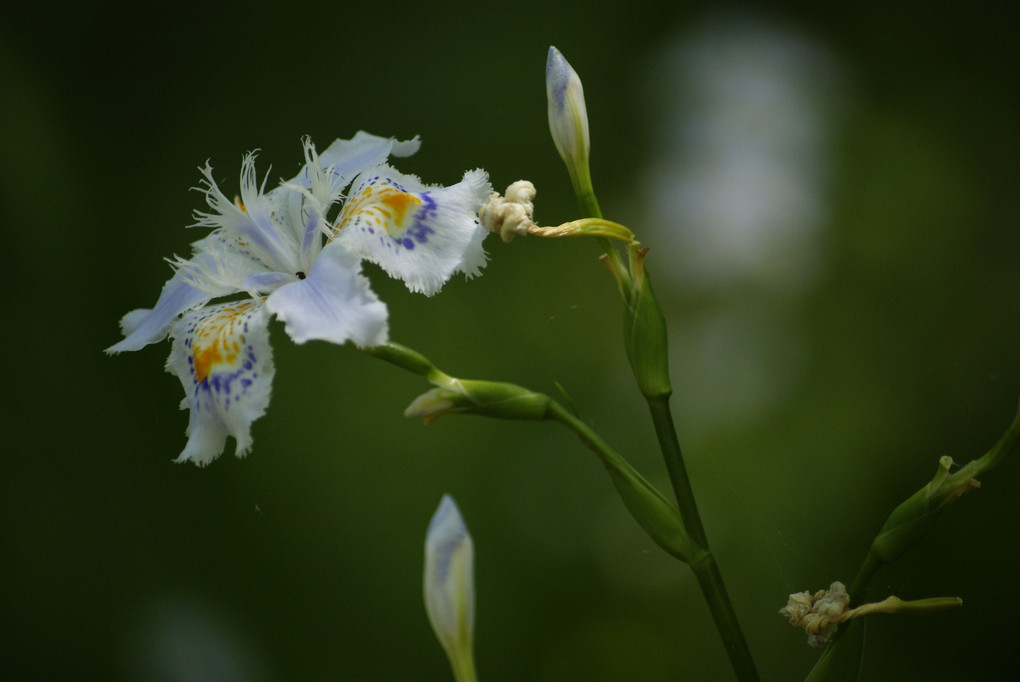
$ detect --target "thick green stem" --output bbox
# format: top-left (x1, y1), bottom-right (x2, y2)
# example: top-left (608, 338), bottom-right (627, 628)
top-left (647, 394), bottom-right (709, 549)
top-left (690, 553), bottom-right (762, 682)
top-left (647, 396), bottom-right (759, 682)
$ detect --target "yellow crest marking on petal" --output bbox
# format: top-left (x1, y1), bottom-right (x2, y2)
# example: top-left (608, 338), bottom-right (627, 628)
top-left (378, 189), bottom-right (421, 227)
top-left (192, 301), bottom-right (254, 383)
top-left (335, 183), bottom-right (422, 236)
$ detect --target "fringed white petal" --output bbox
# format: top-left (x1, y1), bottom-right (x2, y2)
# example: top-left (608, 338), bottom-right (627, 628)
top-left (166, 300), bottom-right (274, 466)
top-left (333, 166), bottom-right (492, 295)
top-left (175, 235), bottom-right (271, 296)
top-left (192, 156), bottom-right (302, 274)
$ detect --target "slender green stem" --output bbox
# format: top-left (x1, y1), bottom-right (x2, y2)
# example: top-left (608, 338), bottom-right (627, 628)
top-left (548, 401), bottom-right (760, 682)
top-left (567, 174), bottom-right (756, 677)
top-left (570, 166), bottom-right (602, 220)
top-left (648, 398), bottom-right (759, 682)
top-left (547, 401), bottom-right (629, 472)
top-left (571, 175), bottom-right (630, 288)
top-left (532, 218), bottom-right (634, 242)
top-left (647, 394), bottom-right (709, 549)
top-left (690, 553), bottom-right (761, 682)
top-left (546, 401), bottom-right (665, 503)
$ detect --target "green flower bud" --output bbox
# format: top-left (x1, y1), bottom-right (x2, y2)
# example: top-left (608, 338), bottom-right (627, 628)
top-left (405, 388), bottom-right (462, 424)
top-left (406, 379), bottom-right (552, 424)
top-left (870, 456), bottom-right (979, 564)
top-left (621, 245), bottom-right (672, 400)
top-left (603, 455), bottom-right (697, 563)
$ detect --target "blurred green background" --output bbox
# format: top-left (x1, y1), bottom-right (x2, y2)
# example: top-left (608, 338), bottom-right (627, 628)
top-left (2, 0), bottom-right (1017, 680)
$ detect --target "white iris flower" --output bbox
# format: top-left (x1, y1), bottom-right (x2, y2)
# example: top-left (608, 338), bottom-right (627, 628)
top-left (107, 132), bottom-right (491, 465)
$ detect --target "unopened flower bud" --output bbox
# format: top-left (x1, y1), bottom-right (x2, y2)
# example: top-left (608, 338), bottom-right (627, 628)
top-left (405, 388), bottom-right (461, 424)
top-left (546, 47), bottom-right (593, 197)
top-left (424, 496), bottom-right (477, 682)
top-left (622, 245), bottom-right (672, 399)
top-left (406, 378), bottom-right (551, 423)
top-left (604, 457), bottom-right (696, 563)
top-left (871, 456), bottom-right (980, 564)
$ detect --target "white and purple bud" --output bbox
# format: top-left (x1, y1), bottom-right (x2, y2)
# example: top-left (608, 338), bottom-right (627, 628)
top-left (424, 496), bottom-right (477, 682)
top-left (546, 46), bottom-right (591, 190)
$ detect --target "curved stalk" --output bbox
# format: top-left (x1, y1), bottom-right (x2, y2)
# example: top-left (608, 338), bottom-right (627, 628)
top-left (548, 401), bottom-right (760, 682)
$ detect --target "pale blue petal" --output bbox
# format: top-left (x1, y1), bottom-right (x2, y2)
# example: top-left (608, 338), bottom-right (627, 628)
top-left (166, 300), bottom-right (274, 466)
top-left (313, 131), bottom-right (421, 188)
top-left (265, 241), bottom-right (388, 347)
top-left (426, 495), bottom-right (469, 582)
top-left (333, 166), bottom-right (492, 295)
top-left (106, 268), bottom-right (211, 353)
top-left (243, 271), bottom-right (296, 292)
